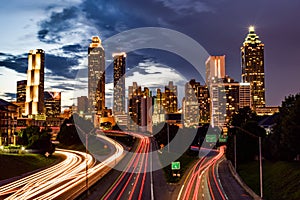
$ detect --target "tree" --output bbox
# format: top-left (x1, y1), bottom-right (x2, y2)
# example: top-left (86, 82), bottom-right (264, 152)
top-left (226, 107), bottom-right (266, 164)
top-left (21, 126), bottom-right (55, 155)
top-left (57, 114), bottom-right (94, 146)
top-left (269, 94), bottom-right (300, 160)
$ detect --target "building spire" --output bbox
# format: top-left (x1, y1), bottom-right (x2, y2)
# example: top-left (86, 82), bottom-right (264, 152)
top-left (249, 26), bottom-right (255, 33)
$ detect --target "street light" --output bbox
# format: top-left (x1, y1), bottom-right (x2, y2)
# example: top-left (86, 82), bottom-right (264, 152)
top-left (66, 123), bottom-right (94, 196)
top-left (229, 125), bottom-right (263, 199)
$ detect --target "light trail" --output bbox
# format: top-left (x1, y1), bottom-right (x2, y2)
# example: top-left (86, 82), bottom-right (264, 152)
top-left (102, 131), bottom-right (151, 200)
top-left (178, 146), bottom-right (227, 200)
top-left (0, 134), bottom-right (124, 200)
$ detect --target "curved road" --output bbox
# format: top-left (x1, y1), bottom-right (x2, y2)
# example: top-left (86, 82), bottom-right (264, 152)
top-left (0, 134), bottom-right (124, 200)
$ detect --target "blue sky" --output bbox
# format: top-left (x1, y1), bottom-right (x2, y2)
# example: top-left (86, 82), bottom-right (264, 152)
top-left (0, 0), bottom-right (299, 109)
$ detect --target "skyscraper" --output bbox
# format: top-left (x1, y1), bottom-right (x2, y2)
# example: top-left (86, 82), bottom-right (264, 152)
top-left (205, 55), bottom-right (226, 87)
top-left (241, 26), bottom-right (265, 110)
top-left (205, 56), bottom-right (226, 128)
top-left (17, 80), bottom-right (27, 102)
top-left (128, 82), bottom-right (152, 132)
top-left (77, 96), bottom-right (88, 114)
top-left (164, 81), bottom-right (178, 113)
top-left (223, 76), bottom-right (240, 124)
top-left (239, 82), bottom-right (251, 109)
top-left (88, 36), bottom-right (105, 116)
top-left (152, 88), bottom-right (166, 125)
top-left (113, 52), bottom-right (126, 115)
top-left (25, 49), bottom-right (45, 116)
top-left (44, 91), bottom-right (61, 117)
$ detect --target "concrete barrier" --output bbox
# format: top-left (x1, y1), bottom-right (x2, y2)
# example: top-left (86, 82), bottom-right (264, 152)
top-left (227, 160), bottom-right (262, 200)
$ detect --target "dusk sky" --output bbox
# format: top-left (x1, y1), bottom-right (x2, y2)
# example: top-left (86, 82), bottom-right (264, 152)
top-left (0, 0), bottom-right (299, 109)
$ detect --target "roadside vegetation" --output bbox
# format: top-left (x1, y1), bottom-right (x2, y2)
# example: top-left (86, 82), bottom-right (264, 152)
top-left (238, 161), bottom-right (300, 200)
top-left (226, 93), bottom-right (300, 199)
top-left (0, 153), bottom-right (60, 181)
top-left (57, 114), bottom-right (111, 155)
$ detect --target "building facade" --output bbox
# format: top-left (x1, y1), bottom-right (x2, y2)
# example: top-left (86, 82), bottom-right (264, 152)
top-left (0, 99), bottom-right (18, 145)
top-left (113, 52), bottom-right (126, 115)
top-left (44, 91), bottom-right (61, 117)
top-left (17, 80), bottom-right (27, 103)
top-left (77, 96), bottom-right (88, 114)
top-left (128, 82), bottom-right (152, 132)
top-left (241, 26), bottom-right (265, 110)
top-left (88, 36), bottom-right (105, 116)
top-left (206, 56), bottom-right (226, 128)
top-left (239, 82), bottom-right (251, 109)
top-left (25, 49), bottom-right (45, 117)
top-left (164, 81), bottom-right (178, 113)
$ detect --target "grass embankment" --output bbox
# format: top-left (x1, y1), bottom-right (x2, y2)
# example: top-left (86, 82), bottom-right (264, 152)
top-left (238, 161), bottom-right (300, 200)
top-left (0, 153), bottom-right (60, 181)
top-left (56, 136), bottom-right (111, 156)
top-left (159, 150), bottom-right (197, 183)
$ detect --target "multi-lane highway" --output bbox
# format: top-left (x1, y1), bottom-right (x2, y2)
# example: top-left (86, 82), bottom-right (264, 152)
top-left (100, 131), bottom-right (153, 200)
top-left (178, 146), bottom-right (227, 200)
top-left (0, 134), bottom-right (124, 200)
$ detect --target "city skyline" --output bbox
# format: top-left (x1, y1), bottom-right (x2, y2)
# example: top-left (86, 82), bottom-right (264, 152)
top-left (0, 1), bottom-right (299, 109)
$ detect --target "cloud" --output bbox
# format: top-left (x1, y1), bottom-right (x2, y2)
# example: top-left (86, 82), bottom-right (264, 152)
top-left (154, 0), bottom-right (213, 15)
top-left (0, 53), bottom-right (28, 74)
top-left (2, 93), bottom-right (16, 101)
top-left (38, 6), bottom-right (79, 43)
top-left (45, 53), bottom-right (80, 79)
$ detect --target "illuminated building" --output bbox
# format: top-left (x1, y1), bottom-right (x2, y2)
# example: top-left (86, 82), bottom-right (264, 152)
top-left (164, 81), bottom-right (178, 113)
top-left (17, 80), bottom-right (27, 102)
top-left (88, 36), bottom-right (105, 116)
top-left (239, 82), bottom-right (251, 109)
top-left (44, 91), bottom-right (61, 117)
top-left (0, 99), bottom-right (18, 145)
top-left (241, 26), bottom-right (265, 110)
top-left (128, 82), bottom-right (153, 132)
top-left (198, 84), bottom-right (210, 124)
top-left (183, 79), bottom-right (210, 127)
top-left (183, 80), bottom-right (199, 127)
top-left (25, 49), bottom-right (45, 117)
top-left (256, 106), bottom-right (279, 116)
top-left (152, 89), bottom-right (166, 125)
top-left (113, 52), bottom-right (126, 115)
top-left (206, 56), bottom-right (226, 128)
top-left (222, 76), bottom-right (240, 124)
top-left (205, 55), bottom-right (225, 88)
top-left (77, 96), bottom-right (88, 114)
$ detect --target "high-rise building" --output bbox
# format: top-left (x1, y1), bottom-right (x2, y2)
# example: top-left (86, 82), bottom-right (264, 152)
top-left (164, 81), bottom-right (178, 113)
top-left (77, 96), bottom-right (88, 114)
top-left (128, 82), bottom-right (152, 132)
top-left (223, 76), bottom-right (240, 124)
top-left (152, 89), bottom-right (166, 125)
top-left (205, 55), bottom-right (226, 87)
top-left (88, 36), bottom-right (105, 116)
top-left (25, 49), bottom-right (45, 117)
top-left (239, 82), bottom-right (251, 109)
top-left (198, 84), bottom-right (210, 124)
top-left (241, 26), bottom-right (265, 110)
top-left (44, 91), bottom-right (61, 117)
top-left (17, 80), bottom-right (27, 102)
top-left (113, 52), bottom-right (126, 115)
top-left (183, 79), bottom-right (200, 127)
top-left (206, 56), bottom-right (226, 128)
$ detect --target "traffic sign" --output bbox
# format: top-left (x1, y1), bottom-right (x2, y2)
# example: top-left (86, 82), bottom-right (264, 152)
top-left (219, 135), bottom-right (228, 143)
top-left (206, 134), bottom-right (217, 143)
top-left (171, 162), bottom-right (180, 170)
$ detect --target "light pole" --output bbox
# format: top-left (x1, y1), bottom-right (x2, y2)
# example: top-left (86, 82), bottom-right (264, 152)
top-left (67, 123), bottom-right (94, 195)
top-left (230, 125), bottom-right (263, 199)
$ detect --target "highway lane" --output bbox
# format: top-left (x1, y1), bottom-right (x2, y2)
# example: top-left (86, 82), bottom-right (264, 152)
top-left (101, 131), bottom-right (152, 200)
top-left (178, 146), bottom-right (226, 200)
top-left (0, 134), bottom-right (124, 200)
